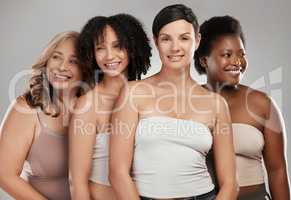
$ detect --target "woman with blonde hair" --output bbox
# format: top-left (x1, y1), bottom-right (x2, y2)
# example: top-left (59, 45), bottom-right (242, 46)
top-left (0, 31), bottom-right (89, 200)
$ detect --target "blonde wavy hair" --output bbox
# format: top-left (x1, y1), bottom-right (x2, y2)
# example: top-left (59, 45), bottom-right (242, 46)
top-left (23, 31), bottom-right (83, 117)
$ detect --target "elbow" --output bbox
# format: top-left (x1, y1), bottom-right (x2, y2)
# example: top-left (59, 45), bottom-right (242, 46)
top-left (0, 168), bottom-right (7, 183)
top-left (108, 169), bottom-right (120, 186)
top-left (70, 171), bottom-right (90, 188)
top-left (231, 180), bottom-right (239, 199)
top-left (228, 178), bottom-right (239, 197)
top-left (267, 166), bottom-right (289, 185)
top-left (0, 169), bottom-right (15, 189)
top-left (109, 167), bottom-right (130, 187)
top-left (218, 178), bottom-right (238, 200)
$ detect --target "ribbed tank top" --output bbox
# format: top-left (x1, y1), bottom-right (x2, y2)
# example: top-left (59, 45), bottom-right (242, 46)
top-left (89, 132), bottom-right (110, 186)
top-left (22, 111), bottom-right (71, 200)
top-left (232, 123), bottom-right (265, 186)
top-left (132, 116), bottom-right (214, 198)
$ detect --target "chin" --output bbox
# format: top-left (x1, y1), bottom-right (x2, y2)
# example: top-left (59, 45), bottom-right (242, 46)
top-left (51, 81), bottom-right (72, 90)
top-left (52, 85), bottom-right (70, 91)
top-left (223, 81), bottom-right (240, 89)
top-left (166, 63), bottom-right (185, 70)
top-left (105, 72), bottom-right (121, 77)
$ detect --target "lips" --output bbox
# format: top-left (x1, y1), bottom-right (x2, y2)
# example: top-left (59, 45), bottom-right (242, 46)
top-left (167, 55), bottom-right (184, 62)
top-left (224, 66), bottom-right (242, 76)
top-left (53, 73), bottom-right (72, 80)
top-left (104, 62), bottom-right (121, 70)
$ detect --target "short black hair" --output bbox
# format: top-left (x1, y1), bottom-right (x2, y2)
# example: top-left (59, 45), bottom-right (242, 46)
top-left (152, 4), bottom-right (199, 38)
top-left (194, 15), bottom-right (245, 74)
top-left (77, 13), bottom-right (152, 85)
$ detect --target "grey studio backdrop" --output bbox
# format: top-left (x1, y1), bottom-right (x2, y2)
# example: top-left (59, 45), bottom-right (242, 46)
top-left (0, 0), bottom-right (290, 198)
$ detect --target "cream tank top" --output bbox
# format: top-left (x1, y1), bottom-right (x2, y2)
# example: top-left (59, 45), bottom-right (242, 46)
top-left (89, 132), bottom-right (110, 186)
top-left (232, 123), bottom-right (265, 186)
top-left (132, 116), bottom-right (214, 198)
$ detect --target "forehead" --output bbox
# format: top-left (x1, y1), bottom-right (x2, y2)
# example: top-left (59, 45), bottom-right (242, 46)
top-left (95, 25), bottom-right (118, 44)
top-left (158, 19), bottom-right (194, 36)
top-left (211, 35), bottom-right (245, 50)
top-left (54, 38), bottom-right (76, 52)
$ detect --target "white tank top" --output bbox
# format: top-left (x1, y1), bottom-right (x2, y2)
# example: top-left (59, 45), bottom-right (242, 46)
top-left (132, 116), bottom-right (214, 198)
top-left (89, 132), bottom-right (110, 186)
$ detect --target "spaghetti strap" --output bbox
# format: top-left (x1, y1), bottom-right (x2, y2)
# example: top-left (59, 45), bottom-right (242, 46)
top-left (36, 107), bottom-right (46, 128)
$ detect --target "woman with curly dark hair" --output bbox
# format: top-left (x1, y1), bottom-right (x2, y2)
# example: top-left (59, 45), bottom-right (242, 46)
top-left (194, 15), bottom-right (290, 200)
top-left (69, 14), bottom-right (151, 200)
top-left (0, 31), bottom-right (88, 200)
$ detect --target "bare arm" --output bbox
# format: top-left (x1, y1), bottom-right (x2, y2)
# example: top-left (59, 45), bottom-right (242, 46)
top-left (263, 97), bottom-right (290, 200)
top-left (109, 85), bottom-right (140, 200)
top-left (69, 90), bottom-right (96, 200)
top-left (0, 97), bottom-right (47, 200)
top-left (212, 95), bottom-right (238, 200)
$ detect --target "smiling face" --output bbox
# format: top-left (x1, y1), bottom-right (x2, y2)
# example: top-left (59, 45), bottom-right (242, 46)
top-left (155, 19), bottom-right (200, 70)
top-left (94, 25), bottom-right (129, 77)
top-left (204, 35), bottom-right (247, 87)
top-left (46, 38), bottom-right (82, 91)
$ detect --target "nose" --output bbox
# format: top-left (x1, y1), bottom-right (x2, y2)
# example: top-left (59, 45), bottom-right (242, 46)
top-left (170, 40), bottom-right (180, 52)
top-left (233, 56), bottom-right (242, 66)
top-left (105, 47), bottom-right (114, 60)
top-left (59, 60), bottom-right (69, 71)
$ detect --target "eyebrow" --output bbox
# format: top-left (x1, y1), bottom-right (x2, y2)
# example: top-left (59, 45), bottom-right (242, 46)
top-left (52, 51), bottom-right (77, 58)
top-left (112, 40), bottom-right (119, 44)
top-left (159, 32), bottom-right (192, 37)
top-left (181, 32), bottom-right (191, 35)
top-left (52, 51), bottom-right (63, 55)
top-left (223, 48), bottom-right (245, 51)
top-left (95, 40), bottom-right (120, 46)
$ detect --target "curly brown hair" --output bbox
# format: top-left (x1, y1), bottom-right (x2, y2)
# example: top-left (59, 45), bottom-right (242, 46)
top-left (77, 13), bottom-right (152, 84)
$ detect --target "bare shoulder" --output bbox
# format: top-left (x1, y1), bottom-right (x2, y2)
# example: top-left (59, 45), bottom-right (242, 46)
top-left (198, 85), bottom-right (228, 107)
top-left (194, 83), bottom-right (220, 97)
top-left (113, 78), bottom-right (157, 113)
top-left (10, 96), bottom-right (37, 119)
top-left (127, 76), bottom-right (157, 94)
top-left (0, 96), bottom-right (37, 139)
top-left (241, 85), bottom-right (271, 112)
top-left (243, 85), bottom-right (269, 100)
top-left (212, 92), bottom-right (229, 112)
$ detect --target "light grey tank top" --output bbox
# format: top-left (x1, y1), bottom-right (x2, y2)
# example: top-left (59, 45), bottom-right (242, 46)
top-left (23, 111), bottom-right (71, 200)
top-left (132, 116), bottom-right (214, 198)
top-left (89, 132), bottom-right (110, 186)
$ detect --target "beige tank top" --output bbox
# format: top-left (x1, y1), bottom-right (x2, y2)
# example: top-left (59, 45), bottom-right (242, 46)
top-left (232, 123), bottom-right (265, 186)
top-left (22, 111), bottom-right (71, 200)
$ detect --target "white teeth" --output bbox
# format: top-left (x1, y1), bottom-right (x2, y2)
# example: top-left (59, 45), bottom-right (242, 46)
top-left (105, 62), bottom-right (120, 69)
top-left (225, 70), bottom-right (240, 75)
top-left (168, 55), bottom-right (183, 62)
top-left (225, 66), bottom-right (242, 74)
top-left (54, 74), bottom-right (70, 80)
